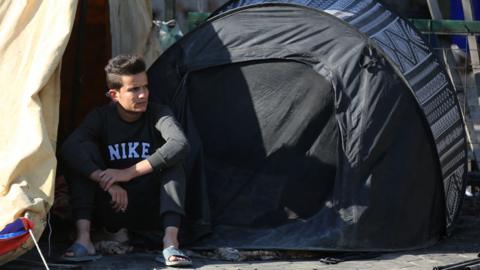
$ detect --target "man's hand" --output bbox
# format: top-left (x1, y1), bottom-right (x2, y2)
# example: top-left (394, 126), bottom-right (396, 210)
top-left (97, 160), bottom-right (154, 190)
top-left (107, 184), bottom-right (128, 212)
top-left (89, 169), bottom-right (103, 183)
top-left (99, 168), bottom-right (134, 190)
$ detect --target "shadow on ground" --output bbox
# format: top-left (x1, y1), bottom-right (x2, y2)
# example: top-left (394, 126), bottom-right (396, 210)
top-left (3, 196), bottom-right (480, 270)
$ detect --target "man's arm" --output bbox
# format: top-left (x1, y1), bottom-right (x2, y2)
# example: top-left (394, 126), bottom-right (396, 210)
top-left (147, 106), bottom-right (189, 170)
top-left (98, 106), bottom-right (189, 190)
top-left (61, 109), bottom-right (105, 181)
top-left (98, 159), bottom-right (153, 190)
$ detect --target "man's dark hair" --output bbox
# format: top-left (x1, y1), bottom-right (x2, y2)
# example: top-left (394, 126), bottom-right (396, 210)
top-left (105, 54), bottom-right (146, 89)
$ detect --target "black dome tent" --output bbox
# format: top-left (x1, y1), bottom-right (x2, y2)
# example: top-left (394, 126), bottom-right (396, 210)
top-left (147, 0), bottom-right (467, 251)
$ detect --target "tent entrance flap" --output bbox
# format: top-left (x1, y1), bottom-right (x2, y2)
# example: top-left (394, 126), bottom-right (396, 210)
top-left (187, 61), bottom-right (337, 228)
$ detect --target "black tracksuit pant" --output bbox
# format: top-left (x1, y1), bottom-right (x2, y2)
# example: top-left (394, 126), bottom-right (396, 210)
top-left (66, 164), bottom-right (186, 231)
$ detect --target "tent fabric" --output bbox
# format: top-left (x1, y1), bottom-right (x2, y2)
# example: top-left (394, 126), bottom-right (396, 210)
top-left (148, 0), bottom-right (465, 250)
top-left (0, 218), bottom-right (34, 256)
top-left (213, 0), bottom-right (467, 233)
top-left (0, 0), bottom-right (77, 264)
top-left (108, 0), bottom-right (162, 68)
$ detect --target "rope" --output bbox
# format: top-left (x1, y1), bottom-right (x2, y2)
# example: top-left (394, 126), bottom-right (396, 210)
top-left (47, 212), bottom-right (52, 257)
top-left (28, 229), bottom-right (50, 270)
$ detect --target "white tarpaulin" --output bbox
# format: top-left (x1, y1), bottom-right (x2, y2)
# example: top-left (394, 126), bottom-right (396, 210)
top-left (109, 0), bottom-right (162, 68)
top-left (0, 0), bottom-right (77, 264)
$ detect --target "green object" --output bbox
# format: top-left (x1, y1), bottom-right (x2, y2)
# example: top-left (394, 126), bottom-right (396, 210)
top-left (187, 12), bottom-right (211, 32)
top-left (409, 19), bottom-right (480, 35)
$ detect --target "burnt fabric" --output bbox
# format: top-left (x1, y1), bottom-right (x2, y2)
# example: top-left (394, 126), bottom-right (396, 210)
top-left (147, 1), bottom-right (465, 251)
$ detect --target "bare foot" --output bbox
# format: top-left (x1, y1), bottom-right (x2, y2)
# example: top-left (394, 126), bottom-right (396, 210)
top-left (166, 254), bottom-right (188, 263)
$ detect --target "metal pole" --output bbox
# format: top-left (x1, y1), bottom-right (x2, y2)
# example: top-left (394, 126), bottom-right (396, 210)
top-left (462, 0), bottom-right (480, 70)
top-left (426, 0), bottom-right (443, 19)
top-left (165, 0), bottom-right (176, 20)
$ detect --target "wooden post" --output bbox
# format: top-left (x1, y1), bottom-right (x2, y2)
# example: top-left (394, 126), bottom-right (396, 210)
top-left (461, 0), bottom-right (480, 168)
top-left (426, 0), bottom-right (480, 168)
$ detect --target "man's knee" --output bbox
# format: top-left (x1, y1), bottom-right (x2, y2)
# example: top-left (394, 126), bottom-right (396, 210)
top-left (159, 164), bottom-right (186, 215)
top-left (160, 163), bottom-right (186, 186)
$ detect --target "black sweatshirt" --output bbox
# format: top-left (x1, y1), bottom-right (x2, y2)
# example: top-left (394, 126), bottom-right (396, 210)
top-left (61, 102), bottom-right (189, 178)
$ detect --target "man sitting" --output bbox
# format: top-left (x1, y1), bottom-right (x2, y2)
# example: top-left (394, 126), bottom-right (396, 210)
top-left (61, 54), bottom-right (191, 267)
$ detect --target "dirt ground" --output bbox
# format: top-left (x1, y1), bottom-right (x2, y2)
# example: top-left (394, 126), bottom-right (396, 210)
top-left (3, 195), bottom-right (480, 270)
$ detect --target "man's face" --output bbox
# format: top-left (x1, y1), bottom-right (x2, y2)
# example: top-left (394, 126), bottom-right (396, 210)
top-left (109, 72), bottom-right (149, 113)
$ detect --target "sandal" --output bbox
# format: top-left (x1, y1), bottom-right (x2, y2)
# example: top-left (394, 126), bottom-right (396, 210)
top-left (60, 243), bottom-right (102, 262)
top-left (155, 246), bottom-right (192, 267)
